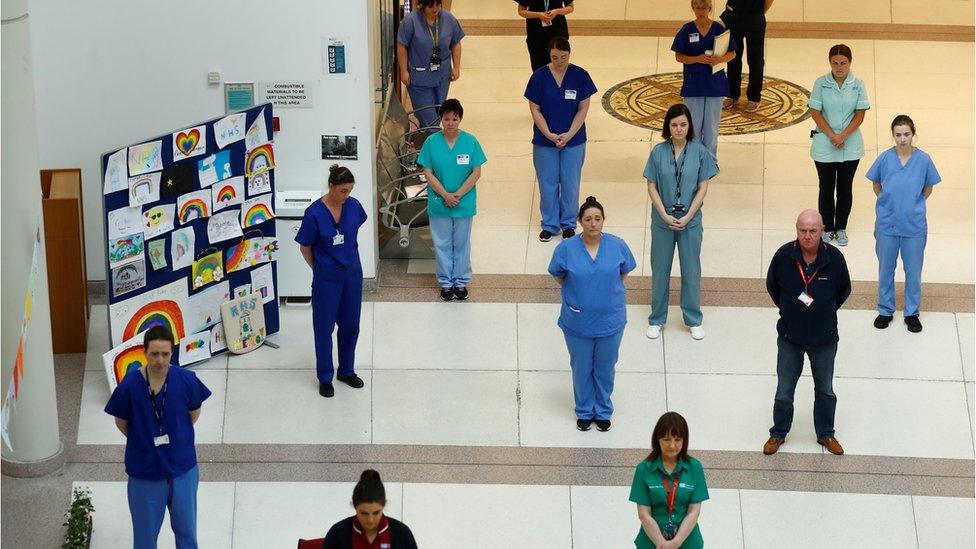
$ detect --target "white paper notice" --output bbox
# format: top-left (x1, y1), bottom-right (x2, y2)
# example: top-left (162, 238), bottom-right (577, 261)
top-left (214, 113), bottom-right (247, 149)
top-left (103, 149), bottom-right (129, 195)
top-left (207, 210), bottom-right (244, 244)
top-left (108, 206), bottom-right (144, 239)
top-left (244, 108), bottom-right (269, 152)
top-left (250, 263), bottom-right (275, 304)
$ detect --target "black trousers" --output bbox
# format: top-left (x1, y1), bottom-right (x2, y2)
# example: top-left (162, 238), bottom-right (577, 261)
top-left (815, 159), bottom-right (860, 232)
top-left (727, 27), bottom-right (765, 102)
top-left (527, 31), bottom-right (567, 72)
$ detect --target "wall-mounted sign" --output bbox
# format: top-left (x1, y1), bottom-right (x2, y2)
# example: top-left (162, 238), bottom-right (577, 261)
top-left (257, 82), bottom-right (313, 109)
top-left (224, 82), bottom-right (255, 114)
top-left (323, 37), bottom-right (349, 75)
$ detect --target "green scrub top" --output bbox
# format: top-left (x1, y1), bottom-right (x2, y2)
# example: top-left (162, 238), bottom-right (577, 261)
top-left (808, 72), bottom-right (871, 163)
top-left (417, 130), bottom-right (487, 218)
top-left (643, 140), bottom-right (719, 230)
top-left (629, 456), bottom-right (710, 549)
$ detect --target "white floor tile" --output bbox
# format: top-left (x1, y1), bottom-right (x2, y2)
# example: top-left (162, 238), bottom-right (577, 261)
top-left (471, 225), bottom-right (529, 274)
top-left (222, 370), bottom-right (371, 444)
top-left (569, 485), bottom-right (638, 549)
top-left (696, 489), bottom-right (746, 549)
top-left (703, 184), bottom-right (764, 230)
top-left (740, 490), bottom-right (916, 549)
top-left (643, 228), bottom-right (764, 280)
top-left (966, 382), bottom-right (975, 441)
top-left (372, 370), bottom-right (519, 446)
top-left (874, 41), bottom-right (974, 75)
top-left (956, 313), bottom-right (974, 383)
top-left (403, 483), bottom-right (572, 549)
top-left (664, 307), bottom-right (782, 375)
top-left (372, 302), bottom-right (518, 370)
top-left (913, 495), bottom-right (976, 549)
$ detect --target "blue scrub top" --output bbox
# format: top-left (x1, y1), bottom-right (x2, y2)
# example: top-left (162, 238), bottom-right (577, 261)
top-left (865, 147), bottom-right (941, 237)
top-left (643, 140), bottom-right (719, 229)
top-left (524, 64), bottom-right (598, 148)
top-left (671, 21), bottom-right (736, 97)
top-left (548, 233), bottom-right (637, 338)
top-left (808, 72), bottom-right (871, 163)
top-left (417, 130), bottom-right (488, 218)
top-left (295, 196), bottom-right (368, 281)
top-left (104, 365), bottom-right (211, 480)
top-left (396, 9), bottom-right (465, 88)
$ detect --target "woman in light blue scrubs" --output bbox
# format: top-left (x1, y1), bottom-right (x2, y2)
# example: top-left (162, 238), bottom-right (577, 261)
top-left (644, 104), bottom-right (718, 342)
top-left (549, 196), bottom-right (637, 432)
top-left (396, 0), bottom-right (465, 129)
top-left (417, 99), bottom-right (487, 301)
top-left (866, 115), bottom-right (940, 333)
top-left (525, 36), bottom-right (597, 242)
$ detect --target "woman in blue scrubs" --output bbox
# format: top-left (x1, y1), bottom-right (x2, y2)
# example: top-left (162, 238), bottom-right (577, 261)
top-left (673, 0), bottom-right (737, 160)
top-left (296, 165), bottom-right (368, 398)
top-left (396, 0), bottom-right (465, 129)
top-left (549, 196), bottom-right (637, 432)
top-left (417, 99), bottom-right (487, 301)
top-left (644, 104), bottom-right (718, 342)
top-left (866, 115), bottom-right (940, 333)
top-left (525, 36), bottom-right (597, 242)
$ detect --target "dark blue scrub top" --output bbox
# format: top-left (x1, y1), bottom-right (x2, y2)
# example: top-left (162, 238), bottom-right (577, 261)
top-left (524, 64), bottom-right (597, 148)
top-left (295, 197), bottom-right (368, 281)
top-left (104, 365), bottom-right (211, 480)
top-left (671, 21), bottom-right (736, 97)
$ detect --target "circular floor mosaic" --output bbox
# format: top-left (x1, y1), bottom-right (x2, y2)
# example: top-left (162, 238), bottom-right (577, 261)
top-left (602, 72), bottom-right (812, 135)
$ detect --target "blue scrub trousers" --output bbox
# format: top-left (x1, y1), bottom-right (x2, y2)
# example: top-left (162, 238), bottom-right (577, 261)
top-left (407, 78), bottom-right (450, 129)
top-left (649, 223), bottom-right (703, 327)
top-left (876, 232), bottom-right (926, 316)
top-left (683, 96), bottom-right (724, 160)
top-left (533, 143), bottom-right (585, 233)
top-left (311, 269), bottom-right (363, 382)
top-left (429, 215), bottom-right (473, 289)
top-left (127, 465), bottom-right (199, 549)
top-left (563, 329), bottom-right (624, 420)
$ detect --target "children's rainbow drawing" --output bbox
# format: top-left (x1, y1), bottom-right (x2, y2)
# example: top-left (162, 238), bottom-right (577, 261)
top-left (175, 129), bottom-right (201, 157)
top-left (245, 144), bottom-right (275, 176)
top-left (184, 338), bottom-right (207, 352)
top-left (215, 184), bottom-right (237, 204)
top-left (225, 240), bottom-right (248, 273)
top-left (179, 198), bottom-right (209, 223)
top-left (122, 300), bottom-right (186, 342)
top-left (242, 202), bottom-right (274, 228)
top-left (191, 251), bottom-right (224, 289)
top-left (112, 345), bottom-right (147, 386)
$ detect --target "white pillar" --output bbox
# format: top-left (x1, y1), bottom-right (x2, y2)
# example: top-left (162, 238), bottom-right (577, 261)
top-left (1, 0), bottom-right (64, 476)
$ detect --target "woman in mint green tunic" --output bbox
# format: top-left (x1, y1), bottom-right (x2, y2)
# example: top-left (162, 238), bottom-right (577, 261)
top-left (629, 412), bottom-right (709, 548)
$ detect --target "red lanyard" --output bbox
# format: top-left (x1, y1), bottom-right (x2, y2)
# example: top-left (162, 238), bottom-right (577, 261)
top-left (795, 261), bottom-right (820, 292)
top-left (662, 474), bottom-right (681, 519)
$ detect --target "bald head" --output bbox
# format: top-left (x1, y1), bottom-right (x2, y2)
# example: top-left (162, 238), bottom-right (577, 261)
top-left (795, 209), bottom-right (825, 255)
top-left (796, 209), bottom-right (823, 229)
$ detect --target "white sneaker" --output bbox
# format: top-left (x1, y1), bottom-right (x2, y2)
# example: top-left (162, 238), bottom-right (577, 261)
top-left (835, 229), bottom-right (848, 246)
top-left (646, 325), bottom-right (662, 339)
top-left (690, 325), bottom-right (705, 340)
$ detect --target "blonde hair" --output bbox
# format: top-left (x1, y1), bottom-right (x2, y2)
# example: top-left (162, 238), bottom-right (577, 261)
top-left (691, 0), bottom-right (712, 9)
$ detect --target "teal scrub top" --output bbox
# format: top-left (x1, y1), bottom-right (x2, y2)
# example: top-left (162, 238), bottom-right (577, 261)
top-left (418, 130), bottom-right (487, 218)
top-left (629, 456), bottom-right (710, 549)
top-left (643, 140), bottom-right (719, 229)
top-left (808, 72), bottom-right (871, 163)
top-left (865, 147), bottom-right (941, 237)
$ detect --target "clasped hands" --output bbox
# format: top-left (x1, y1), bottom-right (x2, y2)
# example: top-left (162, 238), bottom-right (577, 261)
top-left (546, 131), bottom-right (572, 148)
top-left (439, 190), bottom-right (462, 207)
top-left (664, 214), bottom-right (690, 231)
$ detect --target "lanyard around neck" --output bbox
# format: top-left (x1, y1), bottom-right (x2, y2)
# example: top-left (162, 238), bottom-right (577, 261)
top-left (670, 140), bottom-right (688, 202)
top-left (145, 370), bottom-right (169, 435)
top-left (426, 15), bottom-right (439, 48)
top-left (662, 473), bottom-right (681, 520)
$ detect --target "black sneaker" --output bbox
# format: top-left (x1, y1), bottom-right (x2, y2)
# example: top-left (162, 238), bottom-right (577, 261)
top-left (319, 382), bottom-right (335, 398)
top-left (453, 286), bottom-right (469, 301)
top-left (576, 419), bottom-right (592, 431)
top-left (905, 315), bottom-right (923, 333)
top-left (873, 314), bottom-right (893, 329)
top-left (539, 230), bottom-right (553, 242)
top-left (337, 374), bottom-right (365, 388)
top-left (562, 228), bottom-right (575, 239)
top-left (595, 419), bottom-right (612, 432)
top-left (440, 287), bottom-right (455, 301)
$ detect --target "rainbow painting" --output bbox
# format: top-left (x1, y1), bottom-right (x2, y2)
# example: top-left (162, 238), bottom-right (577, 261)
top-left (225, 240), bottom-right (248, 273)
top-left (177, 189), bottom-right (212, 225)
top-left (245, 144), bottom-right (275, 176)
top-left (122, 300), bottom-right (186, 342)
top-left (191, 250), bottom-right (224, 289)
top-left (216, 185), bottom-right (236, 203)
top-left (211, 176), bottom-right (244, 213)
top-left (112, 345), bottom-right (147, 387)
top-left (241, 194), bottom-right (275, 228)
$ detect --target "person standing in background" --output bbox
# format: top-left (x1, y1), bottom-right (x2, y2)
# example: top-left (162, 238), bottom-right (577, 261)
top-left (721, 0), bottom-right (773, 112)
top-left (397, 0), bottom-right (465, 129)
top-left (516, 0), bottom-right (575, 71)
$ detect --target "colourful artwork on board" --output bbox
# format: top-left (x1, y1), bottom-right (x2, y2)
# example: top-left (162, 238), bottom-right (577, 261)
top-left (207, 210), bottom-right (243, 244)
top-left (246, 171), bottom-right (271, 196)
top-left (197, 150), bottom-right (233, 187)
top-left (122, 299), bottom-right (186, 344)
top-left (170, 227), bottom-right (195, 271)
top-left (177, 189), bottom-right (212, 225)
top-left (102, 333), bottom-right (149, 391)
top-left (172, 125), bottom-right (207, 161)
top-left (191, 249), bottom-right (224, 290)
top-left (178, 329), bottom-right (212, 366)
top-left (211, 176), bottom-right (244, 212)
top-left (108, 232), bottom-right (145, 269)
top-left (214, 113), bottom-right (246, 149)
top-left (109, 279), bottom-right (189, 347)
top-left (187, 281), bottom-right (230, 333)
top-left (128, 172), bottom-right (161, 207)
top-left (245, 143), bottom-right (275, 177)
top-left (143, 204), bottom-right (175, 239)
top-left (127, 140), bottom-right (163, 176)
top-left (240, 193), bottom-right (275, 228)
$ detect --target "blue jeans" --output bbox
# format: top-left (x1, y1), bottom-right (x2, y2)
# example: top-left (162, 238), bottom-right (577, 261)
top-left (683, 96), bottom-right (724, 160)
top-left (127, 465), bottom-right (199, 549)
top-left (429, 215), bottom-right (473, 289)
top-left (563, 329), bottom-right (624, 420)
top-left (533, 143), bottom-right (586, 233)
top-left (770, 337), bottom-right (838, 439)
top-left (648, 222), bottom-right (703, 327)
top-left (875, 232), bottom-right (926, 316)
top-left (407, 79), bottom-right (450, 129)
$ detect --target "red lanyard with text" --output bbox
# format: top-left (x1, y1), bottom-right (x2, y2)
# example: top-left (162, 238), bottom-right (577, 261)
top-left (662, 473), bottom-right (681, 520)
top-left (795, 261), bottom-right (820, 295)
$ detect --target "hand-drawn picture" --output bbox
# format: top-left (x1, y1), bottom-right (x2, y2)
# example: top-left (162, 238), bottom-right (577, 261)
top-left (108, 232), bottom-right (145, 268)
top-left (127, 140), bottom-right (163, 176)
top-left (178, 329), bottom-right (212, 366)
top-left (233, 284), bottom-right (252, 299)
top-left (143, 203), bottom-right (175, 239)
top-left (108, 206), bottom-right (143, 240)
top-left (215, 113), bottom-right (246, 149)
top-left (227, 237), bottom-right (278, 273)
top-left (102, 333), bottom-right (148, 391)
top-left (160, 163), bottom-right (195, 198)
top-left (198, 149), bottom-right (233, 188)
top-left (250, 263), bottom-right (275, 304)
top-left (246, 171), bottom-right (272, 196)
top-left (172, 125), bottom-right (208, 162)
top-left (111, 259), bottom-right (147, 297)
top-left (128, 172), bottom-right (161, 207)
top-left (171, 227), bottom-right (195, 271)
top-left (210, 322), bottom-right (227, 353)
top-left (103, 148), bottom-right (128, 195)
top-left (240, 193), bottom-right (275, 228)
top-left (192, 249), bottom-right (224, 290)
top-left (212, 176), bottom-right (244, 212)
top-left (187, 280), bottom-right (230, 333)
top-left (177, 189), bottom-right (212, 225)
top-left (321, 135), bottom-right (358, 160)
top-left (245, 143), bottom-right (275, 177)
top-left (147, 238), bottom-right (167, 271)
top-left (109, 278), bottom-right (188, 346)
top-left (245, 108), bottom-right (269, 151)
top-left (221, 293), bottom-right (267, 353)
top-left (207, 210), bottom-right (244, 244)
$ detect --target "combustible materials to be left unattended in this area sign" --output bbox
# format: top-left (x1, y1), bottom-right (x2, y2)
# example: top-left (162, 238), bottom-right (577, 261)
top-left (257, 82), bottom-right (314, 108)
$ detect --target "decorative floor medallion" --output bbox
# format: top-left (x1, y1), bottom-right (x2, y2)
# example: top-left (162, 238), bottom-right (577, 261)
top-left (602, 72), bottom-right (813, 135)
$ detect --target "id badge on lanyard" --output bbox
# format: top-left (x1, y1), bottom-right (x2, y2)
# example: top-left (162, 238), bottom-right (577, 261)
top-left (147, 376), bottom-right (170, 447)
top-left (541, 0), bottom-right (553, 26)
top-left (796, 261), bottom-right (819, 307)
top-left (662, 474), bottom-right (681, 540)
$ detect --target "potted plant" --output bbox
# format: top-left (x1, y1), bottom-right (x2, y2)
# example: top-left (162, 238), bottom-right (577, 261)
top-left (62, 487), bottom-right (94, 549)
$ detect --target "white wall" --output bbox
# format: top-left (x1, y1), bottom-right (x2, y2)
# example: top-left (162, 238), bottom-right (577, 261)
top-left (29, 0), bottom-right (380, 279)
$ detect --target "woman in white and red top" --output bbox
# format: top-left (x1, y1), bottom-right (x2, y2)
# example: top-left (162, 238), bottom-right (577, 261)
top-left (323, 470), bottom-right (417, 549)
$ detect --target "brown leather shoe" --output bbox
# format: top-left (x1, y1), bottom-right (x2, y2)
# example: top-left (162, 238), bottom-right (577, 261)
top-left (763, 437), bottom-right (785, 455)
top-left (818, 437), bottom-right (845, 455)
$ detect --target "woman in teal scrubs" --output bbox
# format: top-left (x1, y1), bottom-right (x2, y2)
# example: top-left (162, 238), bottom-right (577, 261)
top-left (629, 411), bottom-right (709, 549)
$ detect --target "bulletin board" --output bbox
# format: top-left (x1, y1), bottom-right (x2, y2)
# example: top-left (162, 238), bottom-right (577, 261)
top-left (100, 103), bottom-right (280, 387)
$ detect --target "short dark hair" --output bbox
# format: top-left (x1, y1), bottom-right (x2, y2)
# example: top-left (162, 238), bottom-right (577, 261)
top-left (577, 196), bottom-right (605, 220)
top-left (646, 411), bottom-right (691, 462)
top-left (828, 44), bottom-right (852, 62)
top-left (890, 114), bottom-right (916, 135)
top-left (328, 164), bottom-right (355, 186)
top-left (548, 36), bottom-right (571, 54)
top-left (352, 469), bottom-right (386, 507)
top-left (143, 325), bottom-right (176, 351)
top-left (661, 103), bottom-right (695, 142)
top-left (439, 98), bottom-right (464, 119)
top-left (416, 0), bottom-right (442, 8)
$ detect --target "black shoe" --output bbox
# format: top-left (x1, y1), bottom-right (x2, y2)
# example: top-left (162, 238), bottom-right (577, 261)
top-left (453, 286), bottom-right (468, 301)
top-left (337, 374), bottom-right (365, 389)
top-left (873, 314), bottom-right (893, 329)
top-left (576, 419), bottom-right (592, 431)
top-left (440, 287), bottom-right (455, 301)
top-left (595, 419), bottom-right (611, 432)
top-left (905, 315), bottom-right (923, 333)
top-left (561, 228), bottom-right (575, 239)
top-left (539, 230), bottom-right (553, 242)
top-left (319, 382), bottom-right (335, 398)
